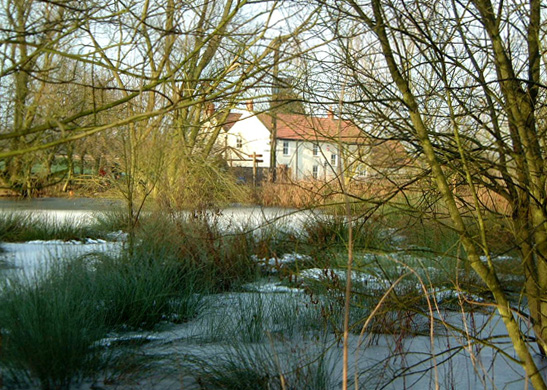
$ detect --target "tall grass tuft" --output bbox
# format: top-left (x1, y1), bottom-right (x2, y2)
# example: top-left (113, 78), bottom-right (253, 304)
top-left (133, 212), bottom-right (262, 291)
top-left (0, 248), bottom-right (205, 388)
top-left (0, 260), bottom-right (106, 390)
top-left (91, 251), bottom-right (204, 330)
top-left (301, 214), bottom-right (390, 257)
top-left (88, 209), bottom-right (133, 236)
top-left (199, 292), bottom-right (326, 344)
top-left (188, 341), bottom-right (335, 390)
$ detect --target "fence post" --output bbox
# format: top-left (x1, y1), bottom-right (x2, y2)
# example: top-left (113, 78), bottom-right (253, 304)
top-left (252, 152), bottom-right (257, 187)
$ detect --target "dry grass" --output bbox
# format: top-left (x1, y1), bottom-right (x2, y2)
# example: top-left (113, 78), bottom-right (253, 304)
top-left (260, 181), bottom-right (330, 208)
top-left (259, 179), bottom-right (395, 208)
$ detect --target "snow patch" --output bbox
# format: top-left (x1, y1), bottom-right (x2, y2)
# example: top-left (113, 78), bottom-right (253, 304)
top-left (243, 281), bottom-right (304, 293)
top-left (96, 333), bottom-right (162, 348)
top-left (253, 252), bottom-right (313, 268)
top-left (299, 267), bottom-right (485, 303)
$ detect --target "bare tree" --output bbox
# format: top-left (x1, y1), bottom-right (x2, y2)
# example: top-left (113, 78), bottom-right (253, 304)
top-left (309, 0), bottom-right (547, 387)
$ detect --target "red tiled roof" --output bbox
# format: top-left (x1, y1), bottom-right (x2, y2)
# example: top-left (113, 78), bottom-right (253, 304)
top-left (256, 113), bottom-right (365, 143)
top-left (222, 113), bottom-right (243, 131)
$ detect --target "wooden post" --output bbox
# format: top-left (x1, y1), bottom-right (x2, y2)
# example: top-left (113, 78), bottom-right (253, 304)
top-left (252, 152), bottom-right (257, 187)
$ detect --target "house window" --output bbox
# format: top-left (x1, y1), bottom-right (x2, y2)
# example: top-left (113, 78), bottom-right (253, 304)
top-left (236, 136), bottom-right (242, 148)
top-left (313, 144), bottom-right (319, 156)
top-left (331, 153), bottom-right (337, 166)
top-left (312, 165), bottom-right (318, 179)
top-left (283, 141), bottom-right (290, 155)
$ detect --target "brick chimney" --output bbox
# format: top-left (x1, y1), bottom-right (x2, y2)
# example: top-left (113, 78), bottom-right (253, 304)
top-left (246, 100), bottom-right (254, 112)
top-left (327, 109), bottom-right (334, 119)
top-left (206, 103), bottom-right (215, 117)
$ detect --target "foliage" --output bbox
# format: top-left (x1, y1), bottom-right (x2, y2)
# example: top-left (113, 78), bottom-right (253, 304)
top-left (90, 251), bottom-right (204, 330)
top-left (133, 211), bottom-right (263, 291)
top-left (155, 155), bottom-right (252, 211)
top-left (313, 0), bottom-right (547, 386)
top-left (89, 209), bottom-right (133, 235)
top-left (302, 213), bottom-right (389, 253)
top-left (198, 292), bottom-right (326, 344)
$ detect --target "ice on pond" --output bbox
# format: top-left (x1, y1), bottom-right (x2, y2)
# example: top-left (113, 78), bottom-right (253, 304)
top-left (0, 240), bottom-right (123, 278)
top-left (0, 201), bottom-right (540, 389)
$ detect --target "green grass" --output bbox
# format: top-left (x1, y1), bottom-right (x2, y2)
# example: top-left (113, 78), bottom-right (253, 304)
top-left (0, 247), bottom-right (206, 388)
top-left (197, 292), bottom-right (327, 344)
top-left (0, 212), bottom-right (119, 242)
top-left (187, 340), bottom-right (335, 390)
top-left (89, 209), bottom-right (133, 235)
top-left (90, 251), bottom-right (204, 330)
top-left (295, 254), bottom-right (477, 337)
top-left (132, 212), bottom-right (270, 292)
top-left (302, 213), bottom-right (390, 252)
top-left (0, 259), bottom-right (107, 390)
top-left (0, 199), bottom-right (522, 388)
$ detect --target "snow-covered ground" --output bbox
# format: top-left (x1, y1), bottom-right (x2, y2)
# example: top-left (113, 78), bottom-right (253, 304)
top-left (77, 292), bottom-right (542, 390)
top-left (0, 201), bottom-right (544, 389)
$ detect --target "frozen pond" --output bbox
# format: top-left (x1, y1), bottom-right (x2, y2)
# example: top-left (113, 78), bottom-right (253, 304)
top-left (0, 197), bottom-right (316, 228)
top-left (0, 199), bottom-right (315, 278)
top-left (0, 198), bottom-right (124, 276)
top-left (0, 240), bottom-right (122, 278)
top-left (140, 304), bottom-right (542, 390)
top-left (0, 197), bottom-right (123, 225)
top-left (0, 197), bottom-right (123, 211)
top-left (0, 198), bottom-right (544, 389)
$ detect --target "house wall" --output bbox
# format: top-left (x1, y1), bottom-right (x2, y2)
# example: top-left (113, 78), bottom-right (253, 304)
top-left (276, 139), bottom-right (351, 180)
top-left (224, 112), bottom-right (271, 168)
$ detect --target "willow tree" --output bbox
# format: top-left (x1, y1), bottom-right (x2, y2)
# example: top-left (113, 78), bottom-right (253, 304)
top-left (0, 0), bottom-right (98, 194)
top-left (313, 0), bottom-right (547, 387)
top-left (0, 0), bottom-right (172, 195)
top-left (86, 0), bottom-right (294, 209)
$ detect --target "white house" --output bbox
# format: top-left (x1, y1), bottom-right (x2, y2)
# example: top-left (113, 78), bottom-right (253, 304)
top-left (222, 102), bottom-right (272, 170)
top-left (222, 103), bottom-right (408, 182)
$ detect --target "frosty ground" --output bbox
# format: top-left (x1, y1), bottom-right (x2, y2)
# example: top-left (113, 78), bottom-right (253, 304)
top-left (0, 204), bottom-right (543, 389)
